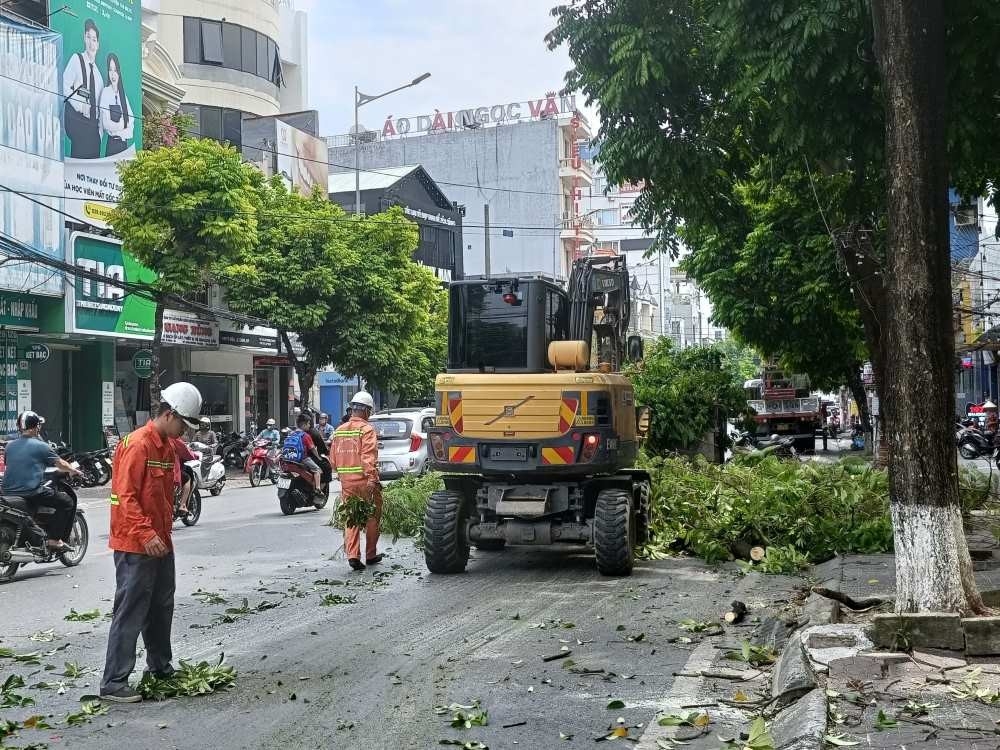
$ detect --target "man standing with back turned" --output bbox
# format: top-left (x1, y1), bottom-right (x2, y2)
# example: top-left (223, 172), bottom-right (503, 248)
top-left (330, 391), bottom-right (382, 571)
top-left (100, 382), bottom-right (203, 703)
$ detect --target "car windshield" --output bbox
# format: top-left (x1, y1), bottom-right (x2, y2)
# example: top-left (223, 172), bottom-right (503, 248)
top-left (371, 419), bottom-right (413, 440)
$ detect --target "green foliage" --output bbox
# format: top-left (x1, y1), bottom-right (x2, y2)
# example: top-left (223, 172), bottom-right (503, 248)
top-left (335, 494), bottom-right (377, 530)
top-left (110, 138), bottom-right (263, 295)
top-left (137, 654), bottom-right (235, 700)
top-left (626, 339), bottom-right (745, 453)
top-left (638, 453), bottom-right (894, 564)
top-left (381, 472), bottom-right (442, 543)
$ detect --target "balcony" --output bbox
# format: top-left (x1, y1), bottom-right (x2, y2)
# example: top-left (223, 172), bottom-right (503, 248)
top-left (560, 212), bottom-right (596, 245)
top-left (559, 156), bottom-right (594, 187)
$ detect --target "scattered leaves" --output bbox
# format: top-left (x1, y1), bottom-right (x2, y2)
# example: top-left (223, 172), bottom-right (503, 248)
top-left (65, 700), bottom-right (108, 726)
top-left (64, 608), bottom-right (101, 622)
top-left (725, 641), bottom-right (777, 667)
top-left (138, 654), bottom-right (235, 700)
top-left (658, 711), bottom-right (710, 728)
top-left (320, 593), bottom-right (358, 606)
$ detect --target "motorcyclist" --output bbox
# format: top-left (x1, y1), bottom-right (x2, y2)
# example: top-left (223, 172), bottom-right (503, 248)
top-left (257, 418), bottom-right (280, 443)
top-left (317, 413), bottom-right (335, 442)
top-left (301, 409), bottom-right (332, 488)
top-left (1, 411), bottom-right (83, 552)
top-left (193, 418), bottom-right (217, 447)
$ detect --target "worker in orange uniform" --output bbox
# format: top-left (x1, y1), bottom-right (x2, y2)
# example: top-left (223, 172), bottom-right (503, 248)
top-left (330, 391), bottom-right (382, 571)
top-left (99, 382), bottom-right (203, 704)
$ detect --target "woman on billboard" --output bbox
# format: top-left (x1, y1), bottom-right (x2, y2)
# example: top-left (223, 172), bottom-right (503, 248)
top-left (99, 53), bottom-right (134, 157)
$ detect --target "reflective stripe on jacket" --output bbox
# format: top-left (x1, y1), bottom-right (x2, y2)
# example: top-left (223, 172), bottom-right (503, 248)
top-left (108, 421), bottom-right (176, 553)
top-left (328, 418), bottom-right (378, 485)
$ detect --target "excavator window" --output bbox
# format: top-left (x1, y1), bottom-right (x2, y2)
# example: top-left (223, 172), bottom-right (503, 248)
top-left (449, 282), bottom-right (529, 370)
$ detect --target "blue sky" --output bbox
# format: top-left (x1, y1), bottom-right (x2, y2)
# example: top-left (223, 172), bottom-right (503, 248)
top-left (298, 0), bottom-right (583, 137)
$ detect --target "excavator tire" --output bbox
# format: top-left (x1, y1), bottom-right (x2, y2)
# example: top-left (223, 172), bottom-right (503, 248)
top-left (423, 490), bottom-right (470, 574)
top-left (593, 488), bottom-right (634, 576)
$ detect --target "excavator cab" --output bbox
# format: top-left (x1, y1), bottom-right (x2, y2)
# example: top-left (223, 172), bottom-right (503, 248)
top-left (423, 257), bottom-right (652, 577)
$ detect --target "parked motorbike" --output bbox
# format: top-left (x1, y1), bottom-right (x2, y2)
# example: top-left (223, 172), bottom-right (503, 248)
top-left (0, 468), bottom-right (88, 583)
top-left (75, 448), bottom-right (112, 487)
top-left (957, 423), bottom-right (995, 460)
top-left (731, 431), bottom-right (797, 458)
top-left (187, 441), bottom-right (227, 496)
top-left (173, 464), bottom-right (202, 526)
top-left (276, 457), bottom-right (330, 515)
top-left (217, 432), bottom-right (250, 470)
top-left (246, 439), bottom-right (280, 487)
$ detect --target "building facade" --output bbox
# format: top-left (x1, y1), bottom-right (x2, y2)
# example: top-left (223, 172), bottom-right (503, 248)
top-left (326, 93), bottom-right (593, 281)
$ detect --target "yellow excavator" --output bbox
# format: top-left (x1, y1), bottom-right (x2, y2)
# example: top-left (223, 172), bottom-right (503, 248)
top-left (424, 256), bottom-right (651, 576)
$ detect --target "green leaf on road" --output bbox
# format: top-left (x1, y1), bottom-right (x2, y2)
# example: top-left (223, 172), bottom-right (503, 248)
top-left (824, 734), bottom-right (862, 747)
top-left (874, 709), bottom-right (897, 731)
top-left (66, 700), bottom-right (108, 725)
top-left (607, 700), bottom-right (626, 710)
top-left (64, 608), bottom-right (101, 621)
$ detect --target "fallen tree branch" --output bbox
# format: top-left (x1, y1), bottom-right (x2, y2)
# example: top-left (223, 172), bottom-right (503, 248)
top-left (810, 586), bottom-right (885, 610)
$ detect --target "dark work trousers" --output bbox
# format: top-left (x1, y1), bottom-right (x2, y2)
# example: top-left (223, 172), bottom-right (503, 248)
top-left (101, 551), bottom-right (175, 694)
top-left (28, 490), bottom-right (75, 541)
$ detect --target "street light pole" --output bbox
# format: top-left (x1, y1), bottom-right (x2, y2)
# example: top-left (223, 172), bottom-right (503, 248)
top-left (352, 73), bottom-right (432, 218)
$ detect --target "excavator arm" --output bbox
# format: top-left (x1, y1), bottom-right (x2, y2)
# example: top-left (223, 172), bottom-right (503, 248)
top-left (567, 256), bottom-right (631, 371)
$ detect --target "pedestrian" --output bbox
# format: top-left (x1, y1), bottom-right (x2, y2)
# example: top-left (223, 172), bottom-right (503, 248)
top-left (329, 391), bottom-right (382, 571)
top-left (99, 382), bottom-right (203, 703)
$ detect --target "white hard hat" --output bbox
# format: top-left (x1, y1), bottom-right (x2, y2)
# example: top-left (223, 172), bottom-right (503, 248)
top-left (160, 382), bottom-right (203, 429)
top-left (350, 391), bottom-right (375, 410)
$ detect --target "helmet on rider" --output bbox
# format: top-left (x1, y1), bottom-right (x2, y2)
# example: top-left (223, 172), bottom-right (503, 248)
top-left (318, 412), bottom-right (329, 421)
top-left (199, 417), bottom-right (211, 429)
top-left (266, 418), bottom-right (276, 427)
top-left (160, 382), bottom-right (204, 429)
top-left (16, 410), bottom-right (41, 431)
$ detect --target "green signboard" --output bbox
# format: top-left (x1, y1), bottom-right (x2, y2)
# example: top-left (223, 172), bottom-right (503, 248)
top-left (132, 348), bottom-right (152, 379)
top-left (50, 0), bottom-right (142, 227)
top-left (69, 232), bottom-right (156, 338)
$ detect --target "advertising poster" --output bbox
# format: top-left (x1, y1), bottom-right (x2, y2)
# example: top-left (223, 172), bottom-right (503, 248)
top-left (0, 19), bottom-right (64, 294)
top-left (67, 232), bottom-right (156, 338)
top-left (276, 119), bottom-right (327, 195)
top-left (50, 0), bottom-right (142, 227)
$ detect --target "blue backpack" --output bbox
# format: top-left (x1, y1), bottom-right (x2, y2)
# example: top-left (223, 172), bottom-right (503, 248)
top-left (281, 430), bottom-right (307, 462)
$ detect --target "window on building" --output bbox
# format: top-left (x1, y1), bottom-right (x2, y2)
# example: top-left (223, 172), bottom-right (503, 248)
top-left (241, 27), bottom-right (256, 74)
top-left (222, 22), bottom-right (242, 70)
top-left (200, 20), bottom-right (224, 64)
top-left (256, 33), bottom-right (268, 78)
top-left (266, 38), bottom-right (277, 83)
top-left (670, 320), bottom-right (681, 335)
top-left (715, 329), bottom-right (724, 341)
top-left (222, 109), bottom-right (243, 148)
top-left (180, 104), bottom-right (246, 148)
top-left (596, 208), bottom-right (618, 226)
top-left (199, 106), bottom-right (223, 141)
top-left (183, 17), bottom-right (201, 63)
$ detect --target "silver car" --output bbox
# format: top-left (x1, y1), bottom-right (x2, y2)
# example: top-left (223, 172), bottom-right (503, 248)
top-left (371, 408), bottom-right (435, 480)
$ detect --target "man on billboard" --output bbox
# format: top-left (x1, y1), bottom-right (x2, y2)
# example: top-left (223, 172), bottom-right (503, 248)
top-left (63, 18), bottom-right (104, 159)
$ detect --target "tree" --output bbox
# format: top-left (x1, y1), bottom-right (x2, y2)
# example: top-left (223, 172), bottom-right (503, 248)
top-left (871, 0), bottom-right (984, 613)
top-left (221, 179), bottom-right (359, 407)
top-left (549, 0), bottom-right (1000, 613)
top-left (297, 208), bottom-right (444, 399)
top-left (110, 138), bottom-right (264, 402)
top-left (627, 340), bottom-right (746, 455)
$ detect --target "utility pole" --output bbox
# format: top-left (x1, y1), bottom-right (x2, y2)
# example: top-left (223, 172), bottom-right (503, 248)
top-left (484, 204), bottom-right (491, 277)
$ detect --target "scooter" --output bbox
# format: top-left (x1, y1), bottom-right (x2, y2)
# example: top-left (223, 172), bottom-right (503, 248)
top-left (217, 432), bottom-right (250, 470)
top-left (173, 464), bottom-right (202, 527)
top-left (75, 448), bottom-right (112, 487)
top-left (276, 457), bottom-right (330, 515)
top-left (187, 441), bottom-right (227, 496)
top-left (957, 422), bottom-right (995, 460)
top-left (0, 468), bottom-right (88, 583)
top-left (246, 439), bottom-right (280, 487)
top-left (731, 431), bottom-right (797, 458)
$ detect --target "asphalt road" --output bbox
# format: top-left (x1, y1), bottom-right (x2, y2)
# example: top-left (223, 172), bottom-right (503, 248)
top-left (0, 484), bottom-right (802, 750)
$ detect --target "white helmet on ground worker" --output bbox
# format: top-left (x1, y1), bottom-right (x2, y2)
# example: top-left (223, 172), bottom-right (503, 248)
top-left (349, 391), bottom-right (375, 410)
top-left (160, 382), bottom-right (203, 429)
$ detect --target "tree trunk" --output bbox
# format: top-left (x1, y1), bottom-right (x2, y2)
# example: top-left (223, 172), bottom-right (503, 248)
top-left (149, 297), bottom-right (165, 407)
top-left (279, 330), bottom-right (315, 411)
top-left (871, 0), bottom-right (986, 614)
top-left (845, 364), bottom-right (871, 434)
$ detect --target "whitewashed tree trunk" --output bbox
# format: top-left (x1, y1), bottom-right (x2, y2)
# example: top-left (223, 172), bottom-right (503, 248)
top-left (871, 0), bottom-right (987, 614)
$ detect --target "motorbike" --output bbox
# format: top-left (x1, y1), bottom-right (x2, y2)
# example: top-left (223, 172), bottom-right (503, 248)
top-left (217, 432), bottom-right (250, 470)
top-left (246, 439), bottom-right (280, 487)
top-left (75, 448), bottom-right (112, 487)
top-left (0, 468), bottom-right (88, 583)
top-left (173, 464), bottom-right (202, 527)
top-left (187, 441), bottom-right (227, 496)
top-left (276, 457), bottom-right (330, 515)
top-left (957, 422), bottom-right (995, 460)
top-left (731, 431), bottom-right (797, 458)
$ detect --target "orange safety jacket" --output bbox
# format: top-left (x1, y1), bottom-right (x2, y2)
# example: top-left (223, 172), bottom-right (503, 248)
top-left (328, 417), bottom-right (379, 491)
top-left (108, 421), bottom-right (176, 553)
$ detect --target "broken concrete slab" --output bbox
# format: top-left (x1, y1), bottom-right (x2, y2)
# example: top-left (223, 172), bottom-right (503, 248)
top-left (771, 631), bottom-right (816, 704)
top-left (801, 593), bottom-right (839, 626)
top-left (769, 688), bottom-right (827, 750)
top-left (754, 615), bottom-right (798, 653)
top-left (828, 652), bottom-right (910, 682)
top-left (910, 649), bottom-right (968, 670)
top-left (801, 624), bottom-right (874, 672)
top-left (872, 612), bottom-right (965, 651)
top-left (962, 616), bottom-right (1000, 656)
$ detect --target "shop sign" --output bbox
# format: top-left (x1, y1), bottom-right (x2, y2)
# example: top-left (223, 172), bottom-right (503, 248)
top-left (254, 355), bottom-right (291, 367)
top-left (381, 93), bottom-right (578, 137)
top-left (25, 344), bottom-right (49, 363)
top-left (220, 331), bottom-right (279, 350)
top-left (0, 292), bottom-right (42, 330)
top-left (161, 310), bottom-right (219, 348)
top-left (50, 0), bottom-right (142, 228)
top-left (132, 348), bottom-right (152, 379)
top-left (0, 18), bottom-right (64, 295)
top-left (68, 233), bottom-right (157, 339)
